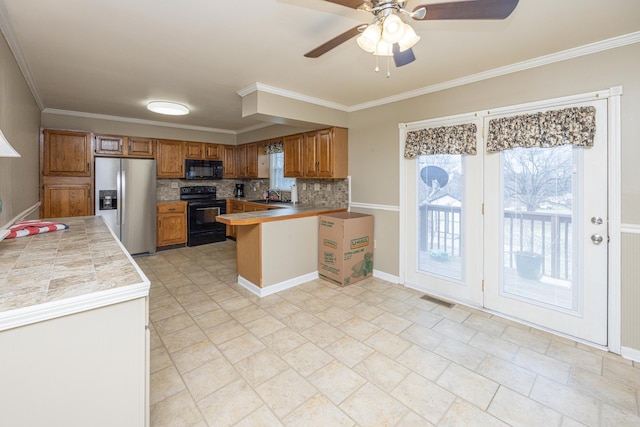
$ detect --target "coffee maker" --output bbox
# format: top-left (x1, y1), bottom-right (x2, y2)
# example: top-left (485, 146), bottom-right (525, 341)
top-left (234, 183), bottom-right (245, 198)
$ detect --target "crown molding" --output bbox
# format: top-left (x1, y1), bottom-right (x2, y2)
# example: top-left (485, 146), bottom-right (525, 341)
top-left (237, 82), bottom-right (350, 112)
top-left (0, 0), bottom-right (44, 110)
top-left (349, 31), bottom-right (640, 112)
top-left (42, 108), bottom-right (237, 135)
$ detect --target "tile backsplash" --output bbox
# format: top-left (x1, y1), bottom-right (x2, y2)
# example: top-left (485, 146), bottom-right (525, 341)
top-left (157, 178), bottom-right (348, 207)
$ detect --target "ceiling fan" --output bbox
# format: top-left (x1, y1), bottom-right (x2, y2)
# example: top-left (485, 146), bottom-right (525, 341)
top-left (305, 0), bottom-right (519, 69)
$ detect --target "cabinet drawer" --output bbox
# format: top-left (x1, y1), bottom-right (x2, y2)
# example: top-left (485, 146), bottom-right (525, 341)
top-left (157, 202), bottom-right (186, 214)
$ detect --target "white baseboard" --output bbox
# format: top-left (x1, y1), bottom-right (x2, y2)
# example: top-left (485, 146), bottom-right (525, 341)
top-left (621, 346), bottom-right (640, 363)
top-left (373, 269), bottom-right (400, 284)
top-left (237, 272), bottom-right (319, 297)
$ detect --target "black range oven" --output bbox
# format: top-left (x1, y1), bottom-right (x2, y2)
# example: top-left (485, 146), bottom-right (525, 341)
top-left (180, 186), bottom-right (227, 247)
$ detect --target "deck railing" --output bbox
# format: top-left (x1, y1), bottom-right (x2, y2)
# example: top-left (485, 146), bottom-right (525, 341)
top-left (419, 204), bottom-right (572, 280)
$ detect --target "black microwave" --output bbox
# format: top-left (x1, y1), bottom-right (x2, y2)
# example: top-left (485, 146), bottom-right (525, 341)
top-left (185, 159), bottom-right (223, 180)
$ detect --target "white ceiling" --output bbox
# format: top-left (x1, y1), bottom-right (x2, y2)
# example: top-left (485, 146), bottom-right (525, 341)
top-left (1, 0), bottom-right (639, 134)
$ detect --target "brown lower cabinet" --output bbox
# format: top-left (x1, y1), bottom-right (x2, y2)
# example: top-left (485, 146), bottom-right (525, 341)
top-left (157, 201), bottom-right (187, 247)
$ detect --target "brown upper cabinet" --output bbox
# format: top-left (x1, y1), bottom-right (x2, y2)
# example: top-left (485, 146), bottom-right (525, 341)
top-left (185, 141), bottom-right (203, 159)
top-left (156, 139), bottom-right (184, 178)
top-left (205, 144), bottom-right (221, 160)
top-left (186, 141), bottom-right (222, 160)
top-left (284, 127), bottom-right (347, 178)
top-left (283, 133), bottom-right (305, 178)
top-left (95, 134), bottom-right (154, 158)
top-left (42, 129), bottom-right (92, 177)
top-left (306, 127), bottom-right (347, 178)
top-left (222, 145), bottom-right (236, 178)
top-left (128, 137), bottom-right (155, 157)
top-left (236, 143), bottom-right (256, 178)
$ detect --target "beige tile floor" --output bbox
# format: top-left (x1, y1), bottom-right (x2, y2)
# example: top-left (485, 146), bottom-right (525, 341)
top-left (137, 241), bottom-right (640, 426)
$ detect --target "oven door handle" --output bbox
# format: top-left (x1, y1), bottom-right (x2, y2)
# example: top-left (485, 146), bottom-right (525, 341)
top-left (195, 207), bottom-right (221, 217)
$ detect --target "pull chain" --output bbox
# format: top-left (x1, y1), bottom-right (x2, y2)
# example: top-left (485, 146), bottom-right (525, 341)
top-left (387, 55), bottom-right (391, 78)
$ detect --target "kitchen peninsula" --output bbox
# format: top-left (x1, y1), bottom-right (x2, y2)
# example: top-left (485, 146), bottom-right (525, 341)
top-left (0, 216), bottom-right (150, 427)
top-left (217, 202), bottom-right (347, 296)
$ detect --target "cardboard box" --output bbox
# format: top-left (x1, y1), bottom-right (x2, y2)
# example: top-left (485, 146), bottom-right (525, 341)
top-left (318, 212), bottom-right (374, 286)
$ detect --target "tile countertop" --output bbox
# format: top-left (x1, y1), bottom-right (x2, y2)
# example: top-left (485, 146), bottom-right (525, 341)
top-left (0, 216), bottom-right (149, 331)
top-left (216, 202), bottom-right (348, 226)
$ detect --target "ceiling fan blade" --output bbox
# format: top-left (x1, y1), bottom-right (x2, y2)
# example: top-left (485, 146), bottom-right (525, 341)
top-left (304, 25), bottom-right (365, 58)
top-left (393, 44), bottom-right (416, 67)
top-left (322, 0), bottom-right (371, 9)
top-left (412, 0), bottom-right (519, 20)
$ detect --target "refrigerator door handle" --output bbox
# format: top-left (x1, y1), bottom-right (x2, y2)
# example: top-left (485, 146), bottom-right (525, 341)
top-left (121, 169), bottom-right (126, 225)
top-left (116, 170), bottom-right (122, 226)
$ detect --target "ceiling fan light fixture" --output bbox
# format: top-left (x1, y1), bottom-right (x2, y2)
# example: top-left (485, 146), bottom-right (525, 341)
top-left (373, 40), bottom-right (393, 57)
top-left (381, 13), bottom-right (405, 44)
top-left (356, 23), bottom-right (381, 53)
top-left (147, 101), bottom-right (190, 116)
top-left (397, 24), bottom-right (420, 52)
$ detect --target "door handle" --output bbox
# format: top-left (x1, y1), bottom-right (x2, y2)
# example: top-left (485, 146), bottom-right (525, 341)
top-left (591, 234), bottom-right (604, 245)
top-left (591, 216), bottom-right (603, 225)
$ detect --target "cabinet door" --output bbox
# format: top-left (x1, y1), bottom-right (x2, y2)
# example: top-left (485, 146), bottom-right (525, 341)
top-left (95, 135), bottom-right (124, 156)
top-left (127, 137), bottom-right (154, 158)
top-left (236, 144), bottom-right (248, 177)
top-left (222, 145), bottom-right (236, 178)
top-left (156, 140), bottom-right (184, 178)
top-left (303, 131), bottom-right (319, 177)
top-left (246, 143), bottom-right (258, 178)
top-left (315, 128), bottom-right (334, 177)
top-left (283, 134), bottom-right (304, 178)
top-left (185, 141), bottom-right (203, 159)
top-left (42, 184), bottom-right (92, 218)
top-left (42, 129), bottom-right (92, 177)
top-left (157, 213), bottom-right (187, 246)
top-left (205, 144), bottom-right (221, 160)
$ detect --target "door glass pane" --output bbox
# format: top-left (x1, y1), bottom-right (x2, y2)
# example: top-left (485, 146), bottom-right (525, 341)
top-left (501, 145), bottom-right (577, 311)
top-left (417, 155), bottom-right (463, 281)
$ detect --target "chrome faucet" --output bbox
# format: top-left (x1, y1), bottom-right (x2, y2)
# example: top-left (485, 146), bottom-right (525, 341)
top-left (268, 188), bottom-right (281, 201)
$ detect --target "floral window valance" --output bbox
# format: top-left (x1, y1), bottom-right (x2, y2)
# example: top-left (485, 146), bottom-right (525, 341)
top-left (404, 123), bottom-right (477, 159)
top-left (487, 106), bottom-right (596, 152)
top-left (264, 141), bottom-right (283, 154)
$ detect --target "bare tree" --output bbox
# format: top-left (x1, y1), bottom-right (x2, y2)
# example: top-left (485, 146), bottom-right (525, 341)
top-left (503, 146), bottom-right (573, 212)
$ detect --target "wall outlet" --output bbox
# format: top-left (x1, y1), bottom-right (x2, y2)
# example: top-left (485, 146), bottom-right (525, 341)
top-left (171, 181), bottom-right (179, 189)
top-left (302, 183), bottom-right (307, 191)
top-left (326, 184), bottom-right (331, 191)
top-left (314, 183), bottom-right (320, 191)
top-left (374, 240), bottom-right (376, 248)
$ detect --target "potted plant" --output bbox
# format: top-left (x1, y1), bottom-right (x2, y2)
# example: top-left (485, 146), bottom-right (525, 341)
top-left (514, 250), bottom-right (543, 280)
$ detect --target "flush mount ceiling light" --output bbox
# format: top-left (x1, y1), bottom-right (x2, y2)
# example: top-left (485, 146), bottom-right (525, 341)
top-left (304, 0), bottom-right (520, 76)
top-left (147, 101), bottom-right (190, 116)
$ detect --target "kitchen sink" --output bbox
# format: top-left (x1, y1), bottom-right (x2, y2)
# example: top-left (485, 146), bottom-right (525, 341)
top-left (248, 199), bottom-right (290, 204)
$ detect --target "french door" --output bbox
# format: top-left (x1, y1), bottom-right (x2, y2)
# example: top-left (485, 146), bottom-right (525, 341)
top-left (404, 98), bottom-right (609, 345)
top-left (403, 116), bottom-right (483, 306)
top-left (483, 99), bottom-right (608, 345)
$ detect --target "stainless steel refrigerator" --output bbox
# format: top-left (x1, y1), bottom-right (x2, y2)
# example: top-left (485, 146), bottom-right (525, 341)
top-left (95, 157), bottom-right (156, 255)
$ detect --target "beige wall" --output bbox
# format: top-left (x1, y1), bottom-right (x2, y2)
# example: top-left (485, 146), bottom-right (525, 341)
top-left (350, 43), bottom-right (640, 214)
top-left (349, 43), bottom-right (640, 275)
top-left (0, 33), bottom-right (40, 225)
top-left (242, 90), bottom-right (349, 129)
top-left (40, 112), bottom-right (237, 145)
top-left (236, 124), bottom-right (316, 145)
top-left (621, 232), bottom-right (640, 350)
